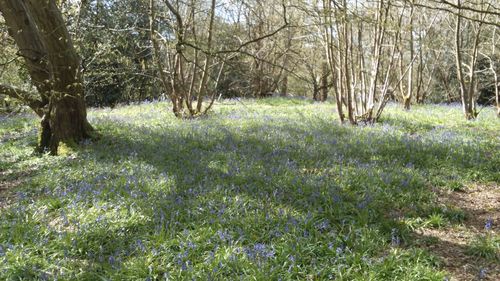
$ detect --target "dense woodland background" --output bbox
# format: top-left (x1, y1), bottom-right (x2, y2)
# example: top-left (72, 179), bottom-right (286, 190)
top-left (1, 0), bottom-right (498, 117)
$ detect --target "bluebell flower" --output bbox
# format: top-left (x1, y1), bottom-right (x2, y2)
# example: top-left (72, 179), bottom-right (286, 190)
top-left (254, 243), bottom-right (266, 253)
top-left (95, 215), bottom-right (104, 224)
top-left (485, 218), bottom-right (493, 230)
top-left (336, 246), bottom-right (343, 255)
top-left (391, 229), bottom-right (400, 246)
top-left (401, 178), bottom-right (410, 188)
top-left (205, 250), bottom-right (215, 262)
top-left (217, 229), bottom-right (232, 242)
top-left (479, 268), bottom-right (487, 279)
top-left (136, 239), bottom-right (146, 252)
top-left (40, 272), bottom-right (49, 281)
top-left (284, 225), bottom-right (290, 233)
top-left (244, 247), bottom-right (255, 260)
top-left (265, 249), bottom-right (275, 259)
top-left (316, 220), bottom-right (330, 232)
top-left (186, 241), bottom-right (196, 249)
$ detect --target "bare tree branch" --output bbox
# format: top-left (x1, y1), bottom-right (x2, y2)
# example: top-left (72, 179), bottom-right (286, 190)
top-left (0, 83), bottom-right (44, 116)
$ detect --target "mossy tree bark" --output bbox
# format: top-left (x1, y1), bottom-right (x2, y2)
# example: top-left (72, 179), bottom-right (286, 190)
top-left (0, 0), bottom-right (93, 154)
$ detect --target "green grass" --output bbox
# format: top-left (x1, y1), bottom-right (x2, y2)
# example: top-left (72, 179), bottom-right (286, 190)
top-left (467, 234), bottom-right (500, 261)
top-left (0, 100), bottom-right (499, 280)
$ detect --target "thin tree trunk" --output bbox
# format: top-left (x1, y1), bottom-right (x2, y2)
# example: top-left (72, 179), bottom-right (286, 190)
top-left (323, 0), bottom-right (344, 122)
top-left (280, 27), bottom-right (292, 96)
top-left (454, 0), bottom-right (481, 120)
top-left (341, 1), bottom-right (355, 124)
top-left (496, 76), bottom-right (500, 118)
top-left (491, 28), bottom-right (500, 117)
top-left (455, 3), bottom-right (470, 119)
top-left (320, 61), bottom-right (329, 102)
top-left (149, 0), bottom-right (174, 109)
top-left (196, 0), bottom-right (216, 113)
top-left (405, 2), bottom-right (414, 110)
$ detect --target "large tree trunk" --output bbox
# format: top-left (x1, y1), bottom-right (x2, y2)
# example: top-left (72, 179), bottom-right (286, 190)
top-left (0, 0), bottom-right (51, 109)
top-left (43, 96), bottom-right (92, 154)
top-left (0, 0), bottom-right (93, 154)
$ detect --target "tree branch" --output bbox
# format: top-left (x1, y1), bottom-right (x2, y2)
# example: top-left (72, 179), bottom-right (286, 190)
top-left (0, 83), bottom-right (45, 116)
top-left (407, 0), bottom-right (500, 27)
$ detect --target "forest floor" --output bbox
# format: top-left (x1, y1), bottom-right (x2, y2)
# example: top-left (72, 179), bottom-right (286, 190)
top-left (0, 99), bottom-right (498, 280)
top-left (416, 184), bottom-right (499, 280)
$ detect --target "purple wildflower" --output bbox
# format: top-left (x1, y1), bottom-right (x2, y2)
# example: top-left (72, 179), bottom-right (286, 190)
top-left (336, 246), bottom-right (343, 255)
top-left (485, 218), bottom-right (493, 230)
top-left (316, 220), bottom-right (330, 232)
top-left (479, 268), bottom-right (487, 279)
top-left (136, 239), bottom-right (146, 252)
top-left (391, 229), bottom-right (400, 246)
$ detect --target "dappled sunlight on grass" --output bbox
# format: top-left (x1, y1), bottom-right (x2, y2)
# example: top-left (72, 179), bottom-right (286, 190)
top-left (0, 100), bottom-right (498, 280)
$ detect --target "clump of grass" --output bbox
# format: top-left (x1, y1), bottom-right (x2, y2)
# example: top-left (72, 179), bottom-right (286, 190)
top-left (424, 214), bottom-right (448, 228)
top-left (447, 181), bottom-right (465, 192)
top-left (466, 234), bottom-right (500, 261)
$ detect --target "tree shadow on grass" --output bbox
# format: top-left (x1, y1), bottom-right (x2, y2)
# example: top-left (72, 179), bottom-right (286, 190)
top-left (1, 109), bottom-right (498, 279)
top-left (411, 230), bottom-right (499, 281)
top-left (67, 115), bottom-right (495, 269)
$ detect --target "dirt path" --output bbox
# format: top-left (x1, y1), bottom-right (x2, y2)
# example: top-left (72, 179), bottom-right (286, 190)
top-left (416, 185), bottom-right (500, 281)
